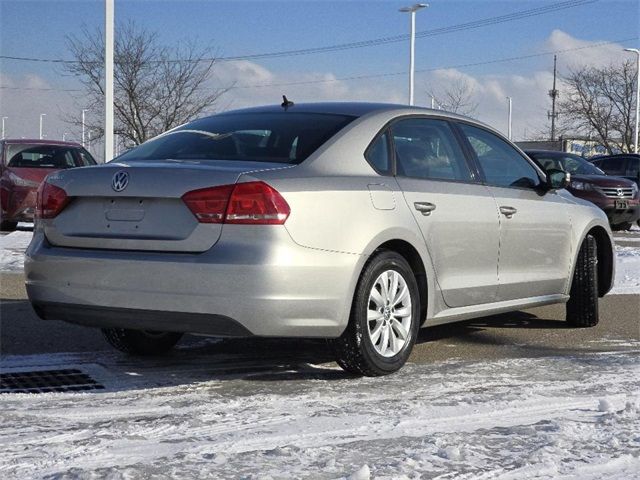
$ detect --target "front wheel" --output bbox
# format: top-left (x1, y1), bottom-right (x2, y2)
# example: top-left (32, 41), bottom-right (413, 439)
top-left (566, 234), bottom-right (599, 327)
top-left (102, 328), bottom-right (183, 355)
top-left (333, 251), bottom-right (420, 376)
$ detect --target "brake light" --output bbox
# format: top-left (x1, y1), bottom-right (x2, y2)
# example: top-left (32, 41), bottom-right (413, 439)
top-left (226, 182), bottom-right (290, 224)
top-left (182, 181), bottom-right (290, 225)
top-left (182, 184), bottom-right (234, 223)
top-left (36, 182), bottom-right (70, 219)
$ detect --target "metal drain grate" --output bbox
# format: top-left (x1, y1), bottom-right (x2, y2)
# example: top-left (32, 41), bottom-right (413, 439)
top-left (0, 369), bottom-right (105, 394)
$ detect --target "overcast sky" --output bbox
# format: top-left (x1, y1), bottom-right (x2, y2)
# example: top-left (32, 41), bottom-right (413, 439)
top-left (0, 0), bottom-right (638, 159)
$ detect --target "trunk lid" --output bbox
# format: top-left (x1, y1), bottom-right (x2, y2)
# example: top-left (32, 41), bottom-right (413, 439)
top-left (43, 159), bottom-right (290, 252)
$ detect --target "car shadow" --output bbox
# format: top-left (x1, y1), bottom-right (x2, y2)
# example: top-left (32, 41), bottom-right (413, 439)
top-left (0, 297), bottom-right (625, 394)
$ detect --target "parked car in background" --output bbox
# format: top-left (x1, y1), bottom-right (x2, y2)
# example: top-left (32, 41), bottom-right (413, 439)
top-left (26, 103), bottom-right (616, 376)
top-left (0, 139), bottom-right (96, 230)
top-left (526, 150), bottom-right (640, 231)
top-left (590, 153), bottom-right (640, 186)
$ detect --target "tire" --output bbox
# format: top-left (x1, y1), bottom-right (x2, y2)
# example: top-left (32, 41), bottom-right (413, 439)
top-left (611, 222), bottom-right (632, 231)
top-left (566, 234), bottom-right (599, 328)
top-left (0, 220), bottom-right (18, 232)
top-left (102, 328), bottom-right (183, 355)
top-left (333, 250), bottom-right (420, 376)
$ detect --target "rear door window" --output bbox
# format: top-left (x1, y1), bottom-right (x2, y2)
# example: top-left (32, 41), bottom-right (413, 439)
top-left (391, 118), bottom-right (472, 182)
top-left (365, 131), bottom-right (391, 174)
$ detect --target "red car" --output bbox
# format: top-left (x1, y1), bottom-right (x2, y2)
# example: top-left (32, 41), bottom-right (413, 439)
top-left (526, 150), bottom-right (640, 231)
top-left (0, 139), bottom-right (96, 231)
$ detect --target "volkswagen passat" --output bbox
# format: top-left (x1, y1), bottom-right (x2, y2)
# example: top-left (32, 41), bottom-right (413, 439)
top-left (25, 103), bottom-right (615, 376)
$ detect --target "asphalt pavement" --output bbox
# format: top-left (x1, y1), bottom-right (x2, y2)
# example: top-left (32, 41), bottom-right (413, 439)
top-left (1, 271), bottom-right (638, 364)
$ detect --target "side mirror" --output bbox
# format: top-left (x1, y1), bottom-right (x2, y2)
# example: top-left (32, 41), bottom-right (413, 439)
top-left (546, 168), bottom-right (570, 190)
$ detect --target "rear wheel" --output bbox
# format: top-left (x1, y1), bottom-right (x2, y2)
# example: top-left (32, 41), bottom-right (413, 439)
top-left (102, 328), bottom-right (183, 355)
top-left (566, 234), bottom-right (599, 327)
top-left (0, 220), bottom-right (17, 232)
top-left (333, 251), bottom-right (420, 376)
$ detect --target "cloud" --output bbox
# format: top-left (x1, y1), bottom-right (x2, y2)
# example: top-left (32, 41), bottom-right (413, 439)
top-left (0, 30), bottom-right (632, 154)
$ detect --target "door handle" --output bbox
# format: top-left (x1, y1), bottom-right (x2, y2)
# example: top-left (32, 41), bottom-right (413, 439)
top-left (414, 202), bottom-right (436, 216)
top-left (499, 206), bottom-right (518, 218)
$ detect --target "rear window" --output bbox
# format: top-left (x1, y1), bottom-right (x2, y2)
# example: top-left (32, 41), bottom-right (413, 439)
top-left (116, 112), bottom-right (356, 164)
top-left (5, 144), bottom-right (94, 169)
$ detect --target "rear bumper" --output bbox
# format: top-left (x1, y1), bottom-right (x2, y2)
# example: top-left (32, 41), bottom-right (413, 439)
top-left (25, 226), bottom-right (364, 338)
top-left (32, 302), bottom-right (253, 336)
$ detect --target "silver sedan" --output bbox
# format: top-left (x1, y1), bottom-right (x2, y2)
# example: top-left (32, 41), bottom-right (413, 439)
top-left (25, 103), bottom-right (615, 376)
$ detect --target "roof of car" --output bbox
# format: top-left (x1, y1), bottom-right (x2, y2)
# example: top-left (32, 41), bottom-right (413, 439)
top-left (591, 153), bottom-right (640, 160)
top-left (525, 149), bottom-right (582, 157)
top-left (0, 139), bottom-right (82, 147)
top-left (215, 101), bottom-right (475, 120)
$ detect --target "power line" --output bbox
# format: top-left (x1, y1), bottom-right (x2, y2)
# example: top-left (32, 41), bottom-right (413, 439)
top-left (0, 0), bottom-right (598, 65)
top-left (1, 37), bottom-right (634, 93)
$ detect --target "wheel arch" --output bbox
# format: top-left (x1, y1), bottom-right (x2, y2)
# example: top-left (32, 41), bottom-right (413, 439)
top-left (569, 224), bottom-right (614, 297)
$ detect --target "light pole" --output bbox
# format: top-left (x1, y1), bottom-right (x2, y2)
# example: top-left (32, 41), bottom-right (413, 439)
top-left (1, 117), bottom-right (7, 139)
top-left (39, 114), bottom-right (47, 139)
top-left (624, 48), bottom-right (639, 153)
top-left (105, 0), bottom-right (115, 162)
top-left (82, 109), bottom-right (88, 147)
top-left (63, 133), bottom-right (69, 141)
top-left (507, 96), bottom-right (513, 141)
top-left (399, 3), bottom-right (428, 106)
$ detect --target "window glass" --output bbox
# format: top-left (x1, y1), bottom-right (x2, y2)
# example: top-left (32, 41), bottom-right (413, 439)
top-left (460, 124), bottom-right (541, 188)
top-left (117, 113), bottom-right (355, 164)
top-left (6, 145), bottom-right (79, 169)
top-left (600, 158), bottom-right (627, 175)
top-left (365, 132), bottom-right (391, 174)
top-left (627, 159), bottom-right (639, 177)
top-left (76, 148), bottom-right (97, 166)
top-left (391, 118), bottom-right (471, 181)
top-left (527, 152), bottom-right (604, 175)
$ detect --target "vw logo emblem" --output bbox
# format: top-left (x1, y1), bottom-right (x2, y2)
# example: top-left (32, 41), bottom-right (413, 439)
top-left (111, 171), bottom-right (129, 192)
top-left (617, 188), bottom-right (624, 197)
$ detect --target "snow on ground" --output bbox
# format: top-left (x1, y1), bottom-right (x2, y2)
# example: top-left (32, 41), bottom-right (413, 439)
top-left (611, 245), bottom-right (640, 294)
top-left (0, 230), bottom-right (32, 273)
top-left (5, 229), bottom-right (640, 294)
top-left (1, 350), bottom-right (639, 479)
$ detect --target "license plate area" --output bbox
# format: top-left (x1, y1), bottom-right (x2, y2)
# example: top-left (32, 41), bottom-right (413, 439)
top-left (614, 200), bottom-right (629, 210)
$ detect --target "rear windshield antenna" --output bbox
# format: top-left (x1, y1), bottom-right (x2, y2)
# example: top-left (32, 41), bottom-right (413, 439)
top-left (281, 95), bottom-right (294, 109)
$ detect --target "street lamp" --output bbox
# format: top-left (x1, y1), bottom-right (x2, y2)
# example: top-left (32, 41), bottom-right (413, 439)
top-left (624, 48), bottom-right (639, 153)
top-left (399, 3), bottom-right (428, 106)
top-left (82, 109), bottom-right (88, 147)
top-left (39, 113), bottom-right (47, 139)
top-left (507, 97), bottom-right (513, 141)
top-left (1, 117), bottom-right (7, 139)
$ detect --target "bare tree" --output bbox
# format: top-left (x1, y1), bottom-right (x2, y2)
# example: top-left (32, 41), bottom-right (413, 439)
top-left (427, 78), bottom-right (479, 116)
top-left (65, 21), bottom-right (229, 148)
top-left (558, 61), bottom-right (637, 153)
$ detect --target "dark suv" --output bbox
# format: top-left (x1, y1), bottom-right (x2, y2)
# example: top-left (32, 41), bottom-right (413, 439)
top-left (526, 150), bottom-right (640, 231)
top-left (590, 153), bottom-right (640, 186)
top-left (0, 139), bottom-right (96, 230)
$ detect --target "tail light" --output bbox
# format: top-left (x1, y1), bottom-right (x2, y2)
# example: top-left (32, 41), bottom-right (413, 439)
top-left (182, 184), bottom-right (234, 223)
top-left (182, 181), bottom-right (290, 225)
top-left (36, 182), bottom-right (70, 219)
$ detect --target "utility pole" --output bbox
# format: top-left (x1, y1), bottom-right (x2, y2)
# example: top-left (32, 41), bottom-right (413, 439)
top-left (39, 113), bottom-right (46, 139)
top-left (104, 0), bottom-right (115, 163)
top-left (548, 55), bottom-right (559, 142)
top-left (1, 117), bottom-right (7, 139)
top-left (507, 96), bottom-right (512, 141)
top-left (399, 3), bottom-right (428, 106)
top-left (82, 109), bottom-right (87, 147)
top-left (624, 48), bottom-right (640, 153)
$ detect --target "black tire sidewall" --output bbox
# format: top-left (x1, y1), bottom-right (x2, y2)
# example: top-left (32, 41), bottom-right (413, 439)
top-left (353, 252), bottom-right (420, 373)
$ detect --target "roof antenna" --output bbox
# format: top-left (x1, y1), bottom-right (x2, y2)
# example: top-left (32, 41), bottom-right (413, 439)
top-left (281, 95), bottom-right (294, 109)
